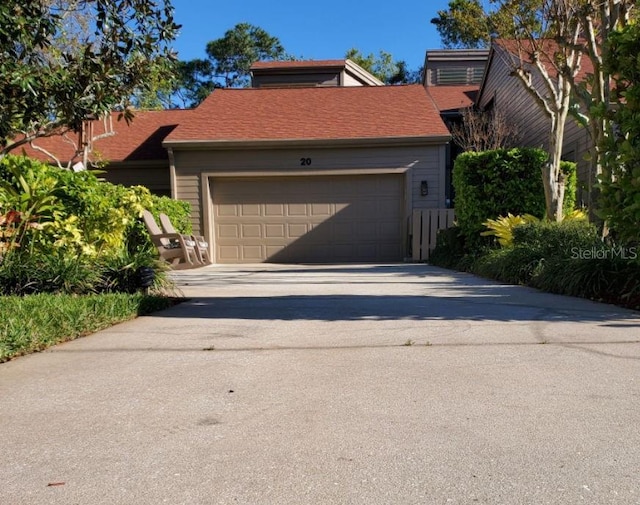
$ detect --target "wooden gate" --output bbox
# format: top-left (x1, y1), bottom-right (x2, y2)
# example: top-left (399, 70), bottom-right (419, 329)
top-left (411, 209), bottom-right (456, 261)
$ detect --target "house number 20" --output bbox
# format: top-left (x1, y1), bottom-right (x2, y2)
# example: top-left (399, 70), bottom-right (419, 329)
top-left (300, 158), bottom-right (312, 166)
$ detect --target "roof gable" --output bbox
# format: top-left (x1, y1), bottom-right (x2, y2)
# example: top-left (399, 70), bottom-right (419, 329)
top-left (164, 85), bottom-right (450, 145)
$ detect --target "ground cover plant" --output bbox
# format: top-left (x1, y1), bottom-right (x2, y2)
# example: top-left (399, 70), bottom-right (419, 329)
top-left (0, 293), bottom-right (177, 362)
top-left (431, 217), bottom-right (640, 310)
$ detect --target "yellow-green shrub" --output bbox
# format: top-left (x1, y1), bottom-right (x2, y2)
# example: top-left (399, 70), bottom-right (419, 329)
top-left (0, 155), bottom-right (190, 294)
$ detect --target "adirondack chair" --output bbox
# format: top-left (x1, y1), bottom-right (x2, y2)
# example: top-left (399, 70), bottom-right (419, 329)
top-left (159, 213), bottom-right (212, 265)
top-left (142, 210), bottom-right (201, 269)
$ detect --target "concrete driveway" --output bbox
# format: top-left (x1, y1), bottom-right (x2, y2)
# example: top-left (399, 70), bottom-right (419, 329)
top-left (2, 264), bottom-right (640, 505)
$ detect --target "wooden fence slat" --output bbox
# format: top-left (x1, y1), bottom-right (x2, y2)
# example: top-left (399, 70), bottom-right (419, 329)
top-left (411, 210), bottom-right (422, 262)
top-left (411, 209), bottom-right (456, 262)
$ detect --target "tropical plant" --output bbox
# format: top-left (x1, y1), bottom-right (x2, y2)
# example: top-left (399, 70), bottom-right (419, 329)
top-left (481, 213), bottom-right (539, 247)
top-left (597, 21), bottom-right (640, 245)
top-left (0, 155), bottom-right (190, 294)
top-left (482, 209), bottom-right (587, 247)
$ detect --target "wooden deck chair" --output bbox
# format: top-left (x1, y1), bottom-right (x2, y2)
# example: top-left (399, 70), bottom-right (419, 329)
top-left (159, 213), bottom-right (212, 265)
top-left (142, 210), bottom-right (201, 269)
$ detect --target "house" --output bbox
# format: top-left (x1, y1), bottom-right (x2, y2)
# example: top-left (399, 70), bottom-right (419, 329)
top-left (476, 39), bottom-right (594, 206)
top-left (163, 84), bottom-right (450, 263)
top-left (19, 58), bottom-right (456, 264)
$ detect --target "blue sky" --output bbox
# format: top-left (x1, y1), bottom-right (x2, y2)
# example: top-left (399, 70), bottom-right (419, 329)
top-left (169, 0), bottom-right (466, 71)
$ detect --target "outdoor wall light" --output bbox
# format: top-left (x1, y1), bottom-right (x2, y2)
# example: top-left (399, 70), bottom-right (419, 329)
top-left (420, 180), bottom-right (429, 196)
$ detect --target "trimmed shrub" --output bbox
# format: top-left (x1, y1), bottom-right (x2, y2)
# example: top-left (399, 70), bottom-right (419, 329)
top-left (452, 149), bottom-right (579, 248)
top-left (512, 219), bottom-right (600, 258)
top-left (452, 148), bottom-right (548, 247)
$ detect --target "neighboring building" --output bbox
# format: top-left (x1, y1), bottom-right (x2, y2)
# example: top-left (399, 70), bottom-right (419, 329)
top-left (250, 59), bottom-right (384, 88)
top-left (422, 49), bottom-right (489, 207)
top-left (21, 109), bottom-right (192, 196)
top-left (163, 85), bottom-right (451, 263)
top-left (476, 39), bottom-right (594, 206)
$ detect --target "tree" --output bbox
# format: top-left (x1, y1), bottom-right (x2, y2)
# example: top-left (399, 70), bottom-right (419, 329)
top-left (449, 107), bottom-right (519, 151)
top-left (561, 0), bottom-right (635, 214)
top-left (431, 0), bottom-right (493, 49)
top-left (432, 0), bottom-right (636, 221)
top-left (0, 0), bottom-right (180, 159)
top-left (175, 23), bottom-right (289, 106)
top-left (498, 1), bottom-right (584, 221)
top-left (344, 48), bottom-right (421, 84)
top-left (596, 22), bottom-right (640, 244)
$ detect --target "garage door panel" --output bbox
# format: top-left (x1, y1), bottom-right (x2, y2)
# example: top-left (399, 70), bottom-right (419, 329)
top-left (218, 224), bottom-right (239, 238)
top-left (311, 203), bottom-right (332, 216)
top-left (241, 224), bottom-right (261, 238)
top-left (288, 204), bottom-right (307, 216)
top-left (288, 223), bottom-right (308, 238)
top-left (212, 175), bottom-right (404, 263)
top-left (241, 204), bottom-right (261, 216)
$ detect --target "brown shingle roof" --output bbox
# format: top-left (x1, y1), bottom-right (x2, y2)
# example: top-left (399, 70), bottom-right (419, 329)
top-left (165, 85), bottom-right (450, 144)
top-left (426, 85), bottom-right (478, 113)
top-left (494, 39), bottom-right (594, 82)
top-left (20, 109), bottom-right (193, 164)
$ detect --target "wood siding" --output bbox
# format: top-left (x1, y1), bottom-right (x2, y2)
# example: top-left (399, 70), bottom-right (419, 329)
top-left (101, 162), bottom-right (171, 196)
top-left (478, 46), bottom-right (550, 151)
top-left (479, 46), bottom-right (593, 206)
top-left (342, 73), bottom-right (365, 86)
top-left (252, 72), bottom-right (339, 88)
top-left (173, 144), bottom-right (446, 239)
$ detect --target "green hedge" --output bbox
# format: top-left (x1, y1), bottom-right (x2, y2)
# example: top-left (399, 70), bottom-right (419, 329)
top-left (452, 148), bottom-right (577, 248)
top-left (560, 160), bottom-right (577, 215)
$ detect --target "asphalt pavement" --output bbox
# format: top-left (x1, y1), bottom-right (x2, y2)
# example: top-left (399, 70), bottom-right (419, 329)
top-left (1, 264), bottom-right (640, 504)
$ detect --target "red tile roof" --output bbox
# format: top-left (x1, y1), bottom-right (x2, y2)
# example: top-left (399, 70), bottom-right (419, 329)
top-left (165, 85), bottom-right (450, 144)
top-left (426, 85), bottom-right (478, 112)
top-left (19, 109), bottom-right (192, 164)
top-left (251, 60), bottom-right (347, 70)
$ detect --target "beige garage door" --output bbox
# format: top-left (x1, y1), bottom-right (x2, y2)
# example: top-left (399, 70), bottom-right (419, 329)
top-left (212, 174), bottom-right (404, 263)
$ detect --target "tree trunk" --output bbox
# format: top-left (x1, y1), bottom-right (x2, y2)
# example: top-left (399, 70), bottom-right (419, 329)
top-left (544, 114), bottom-right (567, 222)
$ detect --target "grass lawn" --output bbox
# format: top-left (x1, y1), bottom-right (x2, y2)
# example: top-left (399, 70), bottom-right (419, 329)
top-left (0, 293), bottom-right (179, 363)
